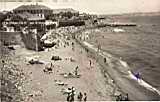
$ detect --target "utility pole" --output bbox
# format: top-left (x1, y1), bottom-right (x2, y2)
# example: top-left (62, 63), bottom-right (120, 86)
top-left (1, 60), bottom-right (5, 101)
top-left (34, 29), bottom-right (38, 52)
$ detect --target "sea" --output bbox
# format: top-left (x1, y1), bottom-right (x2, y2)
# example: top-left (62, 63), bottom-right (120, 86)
top-left (87, 13), bottom-right (160, 92)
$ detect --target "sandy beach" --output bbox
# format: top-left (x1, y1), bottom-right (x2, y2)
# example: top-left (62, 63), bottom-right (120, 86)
top-left (5, 28), bottom-right (123, 102)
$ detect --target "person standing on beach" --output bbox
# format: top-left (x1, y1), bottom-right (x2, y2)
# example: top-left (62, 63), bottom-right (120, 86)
top-left (89, 60), bottom-right (92, 67)
top-left (86, 49), bottom-right (89, 53)
top-left (70, 87), bottom-right (75, 102)
top-left (75, 66), bottom-right (79, 76)
top-left (104, 57), bottom-right (107, 63)
top-left (70, 93), bottom-right (74, 102)
top-left (135, 72), bottom-right (141, 81)
top-left (67, 93), bottom-right (70, 102)
top-left (83, 93), bottom-right (87, 102)
top-left (71, 42), bottom-right (74, 46)
top-left (124, 93), bottom-right (129, 101)
top-left (77, 92), bottom-right (83, 101)
top-left (97, 44), bottom-right (101, 53)
top-left (112, 80), bottom-right (116, 96)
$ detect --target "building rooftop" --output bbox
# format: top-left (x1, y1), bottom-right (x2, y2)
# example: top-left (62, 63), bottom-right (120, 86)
top-left (17, 12), bottom-right (45, 21)
top-left (52, 8), bottom-right (78, 14)
top-left (14, 4), bottom-right (52, 11)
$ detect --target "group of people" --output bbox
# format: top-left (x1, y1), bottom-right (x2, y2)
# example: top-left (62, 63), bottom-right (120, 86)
top-left (67, 88), bottom-right (87, 102)
top-left (77, 92), bottom-right (87, 102)
top-left (116, 93), bottom-right (129, 101)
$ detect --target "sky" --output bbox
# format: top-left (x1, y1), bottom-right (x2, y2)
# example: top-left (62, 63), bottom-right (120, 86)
top-left (0, 0), bottom-right (160, 14)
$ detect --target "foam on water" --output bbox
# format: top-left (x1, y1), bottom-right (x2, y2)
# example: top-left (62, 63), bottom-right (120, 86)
top-left (83, 41), bottom-right (98, 51)
top-left (83, 41), bottom-right (160, 96)
top-left (128, 71), bottom-right (160, 95)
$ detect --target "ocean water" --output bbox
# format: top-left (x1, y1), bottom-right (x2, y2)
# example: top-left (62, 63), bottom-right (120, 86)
top-left (88, 14), bottom-right (160, 91)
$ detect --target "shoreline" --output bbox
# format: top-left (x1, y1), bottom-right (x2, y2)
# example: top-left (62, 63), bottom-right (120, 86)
top-left (72, 28), bottom-right (160, 100)
top-left (84, 41), bottom-right (160, 96)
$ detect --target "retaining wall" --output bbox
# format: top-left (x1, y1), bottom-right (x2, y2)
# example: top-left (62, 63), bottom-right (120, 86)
top-left (0, 31), bottom-right (23, 46)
